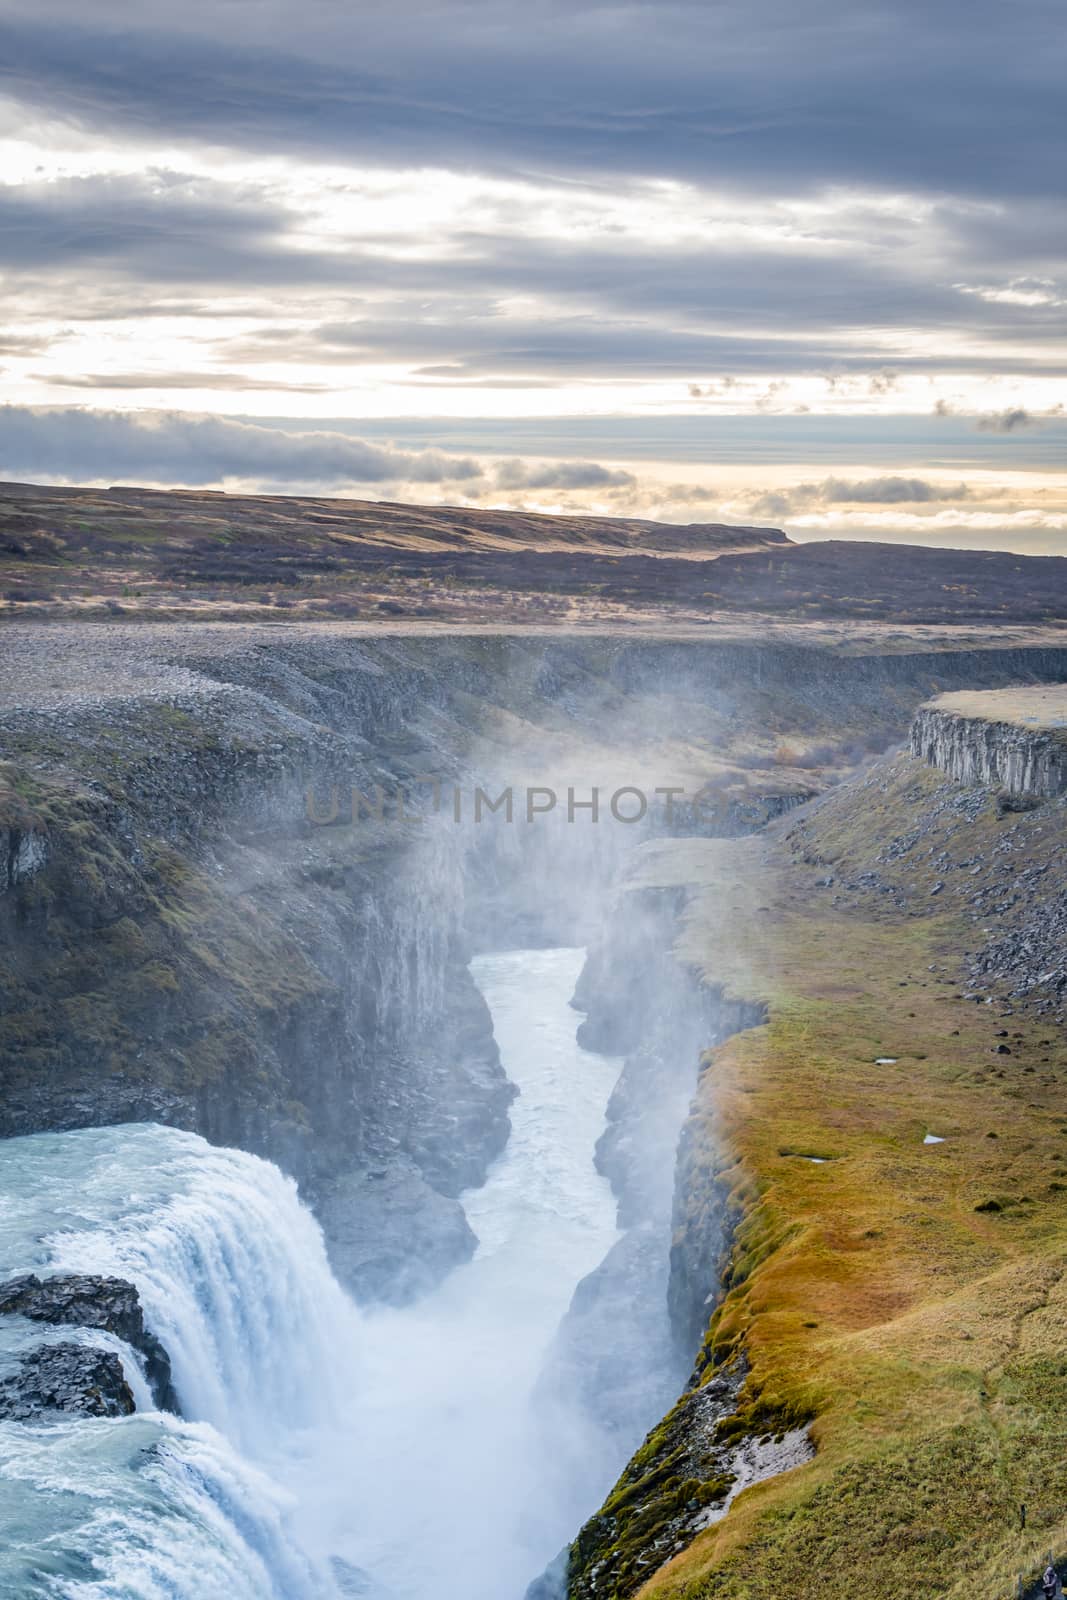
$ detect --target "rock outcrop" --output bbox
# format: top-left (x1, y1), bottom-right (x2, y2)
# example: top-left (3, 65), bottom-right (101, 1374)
top-left (315, 1163), bottom-right (477, 1305)
top-left (0, 1274), bottom-right (178, 1411)
top-left (912, 686), bottom-right (1067, 799)
top-left (0, 1343), bottom-right (136, 1421)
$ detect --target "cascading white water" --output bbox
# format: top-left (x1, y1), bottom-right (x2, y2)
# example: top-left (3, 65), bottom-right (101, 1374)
top-left (0, 1125), bottom-right (358, 1456)
top-left (0, 1124), bottom-right (352, 1599)
top-left (0, 1416), bottom-right (332, 1600)
top-left (328, 949), bottom-right (623, 1600)
top-left (0, 949), bottom-right (631, 1600)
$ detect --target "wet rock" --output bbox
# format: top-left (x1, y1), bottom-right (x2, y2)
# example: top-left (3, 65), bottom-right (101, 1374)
top-left (0, 1342), bottom-right (135, 1420)
top-left (0, 1274), bottom-right (178, 1411)
top-left (543, 1222), bottom-right (683, 1446)
top-left (315, 1164), bottom-right (476, 1306)
top-left (331, 1558), bottom-right (397, 1598)
top-left (524, 1548), bottom-right (569, 1600)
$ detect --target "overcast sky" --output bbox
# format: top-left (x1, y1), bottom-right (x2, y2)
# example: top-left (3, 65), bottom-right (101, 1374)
top-left (1, 0), bottom-right (1065, 550)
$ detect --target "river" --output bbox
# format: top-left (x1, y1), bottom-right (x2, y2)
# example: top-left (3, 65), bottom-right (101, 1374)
top-left (0, 948), bottom-right (628, 1599)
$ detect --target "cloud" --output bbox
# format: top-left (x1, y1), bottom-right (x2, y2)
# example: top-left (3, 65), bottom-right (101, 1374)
top-left (253, 311), bottom-right (1067, 383)
top-left (1, 3), bottom-right (1063, 205)
top-left (0, 404), bottom-right (484, 486)
top-left (749, 475), bottom-right (982, 516)
top-left (820, 476), bottom-right (977, 504)
top-left (0, 172), bottom-right (346, 287)
top-left (934, 401), bottom-right (1066, 434)
top-left (214, 411), bottom-right (1067, 473)
top-left (493, 460), bottom-right (635, 491)
top-left (2, 164), bottom-right (1066, 395)
top-left (0, 331), bottom-right (50, 355)
top-left (977, 406), bottom-right (1037, 432)
top-left (0, 404), bottom-right (646, 503)
top-left (37, 371), bottom-right (332, 393)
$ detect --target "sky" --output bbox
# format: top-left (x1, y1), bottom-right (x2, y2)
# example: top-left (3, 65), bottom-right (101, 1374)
top-left (0, 0), bottom-right (1065, 551)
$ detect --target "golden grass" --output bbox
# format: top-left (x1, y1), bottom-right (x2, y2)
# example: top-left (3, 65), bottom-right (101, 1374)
top-left (619, 783), bottom-right (1067, 1599)
top-left (925, 685), bottom-right (1067, 731)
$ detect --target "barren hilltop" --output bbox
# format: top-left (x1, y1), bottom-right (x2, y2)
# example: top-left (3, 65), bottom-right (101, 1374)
top-left (3, 479), bottom-right (1067, 628)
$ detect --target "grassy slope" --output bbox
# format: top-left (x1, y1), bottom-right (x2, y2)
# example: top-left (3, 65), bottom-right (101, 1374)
top-left (618, 759), bottom-right (1067, 1600)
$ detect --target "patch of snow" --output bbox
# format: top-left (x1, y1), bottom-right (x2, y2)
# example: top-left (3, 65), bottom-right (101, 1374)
top-left (875, 1057), bottom-right (898, 1065)
top-left (924, 1134), bottom-right (945, 1145)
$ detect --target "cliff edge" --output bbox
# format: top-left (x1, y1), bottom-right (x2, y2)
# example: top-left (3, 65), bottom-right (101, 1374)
top-left (912, 685), bottom-right (1067, 799)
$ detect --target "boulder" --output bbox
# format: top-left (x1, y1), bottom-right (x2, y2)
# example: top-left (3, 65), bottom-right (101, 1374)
top-left (0, 1342), bottom-right (135, 1421)
top-left (0, 1273), bottom-right (178, 1412)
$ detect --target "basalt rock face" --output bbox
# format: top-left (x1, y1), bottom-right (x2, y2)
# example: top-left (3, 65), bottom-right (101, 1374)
top-left (541, 1221), bottom-right (678, 1450)
top-left (578, 888), bottom-right (716, 1235)
top-left (315, 1162), bottom-right (477, 1306)
top-left (547, 863), bottom-right (779, 1600)
top-left (912, 697), bottom-right (1067, 799)
top-left (0, 631), bottom-right (524, 1304)
top-left (524, 1550), bottom-right (570, 1600)
top-left (0, 1274), bottom-right (178, 1412)
top-left (667, 996), bottom-right (767, 1358)
top-left (544, 885), bottom-right (733, 1479)
top-left (571, 882), bottom-right (762, 1353)
top-left (0, 1343), bottom-right (135, 1421)
top-left (566, 1362), bottom-right (812, 1600)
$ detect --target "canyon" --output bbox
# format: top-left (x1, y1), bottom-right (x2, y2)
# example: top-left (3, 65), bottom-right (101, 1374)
top-left (2, 497), bottom-right (1067, 1598)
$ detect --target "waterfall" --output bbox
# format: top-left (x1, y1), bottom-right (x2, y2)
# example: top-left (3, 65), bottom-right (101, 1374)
top-left (0, 1415), bottom-right (332, 1600)
top-left (0, 1124), bottom-right (356, 1599)
top-left (0, 951), bottom-right (651, 1600)
top-left (42, 1128), bottom-right (358, 1456)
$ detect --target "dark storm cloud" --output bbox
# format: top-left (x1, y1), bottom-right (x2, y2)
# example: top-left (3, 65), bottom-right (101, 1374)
top-left (1, 1), bottom-right (1064, 200)
top-left (0, 405), bottom-right (484, 486)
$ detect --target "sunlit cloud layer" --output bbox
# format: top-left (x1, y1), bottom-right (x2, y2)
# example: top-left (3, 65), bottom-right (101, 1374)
top-left (0, 0), bottom-right (1064, 552)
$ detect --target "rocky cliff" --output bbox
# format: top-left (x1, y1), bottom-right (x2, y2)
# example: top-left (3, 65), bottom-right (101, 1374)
top-left (912, 685), bottom-right (1067, 798)
top-left (550, 864), bottom-right (794, 1600)
top-left (0, 1344), bottom-right (136, 1421)
top-left (574, 728), bottom-right (1067, 1600)
top-left (4, 623), bottom-right (1067, 1312)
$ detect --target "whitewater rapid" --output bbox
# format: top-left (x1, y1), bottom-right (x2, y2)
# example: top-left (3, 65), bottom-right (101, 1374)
top-left (0, 948), bottom-right (624, 1600)
top-left (331, 948), bottom-right (623, 1599)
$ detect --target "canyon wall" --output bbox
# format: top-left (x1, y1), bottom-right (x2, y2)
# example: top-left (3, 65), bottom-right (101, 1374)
top-left (912, 688), bottom-right (1067, 799)
top-left (4, 624), bottom-right (1067, 1313)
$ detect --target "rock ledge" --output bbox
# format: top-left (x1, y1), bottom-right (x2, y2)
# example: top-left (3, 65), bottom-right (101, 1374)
top-left (0, 1273), bottom-right (179, 1412)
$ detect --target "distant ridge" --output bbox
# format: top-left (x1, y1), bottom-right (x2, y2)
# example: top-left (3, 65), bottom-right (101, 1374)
top-left (1, 479), bottom-right (1065, 626)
